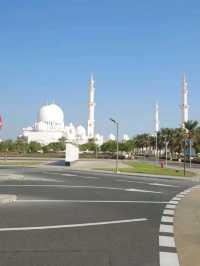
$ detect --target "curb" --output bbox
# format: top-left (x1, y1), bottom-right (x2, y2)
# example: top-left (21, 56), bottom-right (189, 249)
top-left (0, 194), bottom-right (17, 204)
top-left (159, 184), bottom-right (200, 266)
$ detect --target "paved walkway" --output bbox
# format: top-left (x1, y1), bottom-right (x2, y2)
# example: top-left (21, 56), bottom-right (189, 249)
top-left (175, 186), bottom-right (200, 266)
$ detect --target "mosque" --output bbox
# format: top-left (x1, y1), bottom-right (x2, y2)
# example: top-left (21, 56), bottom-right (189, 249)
top-left (22, 75), bottom-right (104, 146)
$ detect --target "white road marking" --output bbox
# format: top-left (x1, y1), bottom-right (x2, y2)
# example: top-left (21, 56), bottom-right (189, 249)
top-left (0, 184), bottom-right (162, 194)
top-left (17, 199), bottom-right (168, 204)
top-left (166, 204), bottom-right (176, 209)
top-left (60, 174), bottom-right (98, 179)
top-left (161, 216), bottom-right (174, 223)
top-left (116, 179), bottom-right (178, 188)
top-left (59, 173), bottom-right (77, 177)
top-left (159, 236), bottom-right (176, 247)
top-left (149, 183), bottom-right (178, 188)
top-left (160, 224), bottom-right (173, 234)
top-left (125, 188), bottom-right (161, 194)
top-left (163, 209), bottom-right (175, 216)
top-left (169, 201), bottom-right (179, 205)
top-left (160, 252), bottom-right (180, 266)
top-left (176, 194), bottom-right (185, 198)
top-left (172, 197), bottom-right (181, 201)
top-left (0, 218), bottom-right (147, 232)
top-left (180, 191), bottom-right (189, 195)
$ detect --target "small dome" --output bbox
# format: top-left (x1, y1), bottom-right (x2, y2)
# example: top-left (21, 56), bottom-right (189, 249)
top-left (38, 104), bottom-right (64, 124)
top-left (76, 125), bottom-right (86, 137)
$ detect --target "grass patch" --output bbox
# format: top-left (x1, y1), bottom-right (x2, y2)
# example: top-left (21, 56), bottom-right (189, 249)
top-left (0, 160), bottom-right (42, 166)
top-left (95, 161), bottom-right (194, 177)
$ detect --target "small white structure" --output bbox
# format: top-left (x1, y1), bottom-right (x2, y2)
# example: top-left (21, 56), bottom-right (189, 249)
top-left (123, 134), bottom-right (130, 141)
top-left (181, 74), bottom-right (189, 127)
top-left (95, 134), bottom-right (104, 146)
top-left (108, 133), bottom-right (116, 141)
top-left (65, 141), bottom-right (79, 166)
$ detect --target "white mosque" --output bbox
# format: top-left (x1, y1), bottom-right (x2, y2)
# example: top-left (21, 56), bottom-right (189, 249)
top-left (22, 75), bottom-right (104, 146)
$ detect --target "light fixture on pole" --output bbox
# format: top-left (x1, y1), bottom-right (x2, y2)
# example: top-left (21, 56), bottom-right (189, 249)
top-left (110, 118), bottom-right (119, 173)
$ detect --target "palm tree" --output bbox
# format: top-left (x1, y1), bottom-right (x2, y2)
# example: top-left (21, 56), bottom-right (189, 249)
top-left (184, 120), bottom-right (199, 165)
top-left (184, 120), bottom-right (198, 134)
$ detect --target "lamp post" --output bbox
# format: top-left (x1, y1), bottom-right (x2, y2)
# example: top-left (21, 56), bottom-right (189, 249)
top-left (110, 118), bottom-right (119, 173)
top-left (165, 139), bottom-right (169, 167)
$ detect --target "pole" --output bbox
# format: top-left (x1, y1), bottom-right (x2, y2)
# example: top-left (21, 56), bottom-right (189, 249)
top-left (165, 141), bottom-right (168, 167)
top-left (155, 132), bottom-right (158, 161)
top-left (116, 122), bottom-right (119, 173)
top-left (183, 139), bottom-right (186, 176)
top-left (189, 139), bottom-right (192, 168)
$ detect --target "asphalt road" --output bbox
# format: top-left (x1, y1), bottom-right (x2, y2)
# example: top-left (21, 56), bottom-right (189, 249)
top-left (0, 165), bottom-right (196, 266)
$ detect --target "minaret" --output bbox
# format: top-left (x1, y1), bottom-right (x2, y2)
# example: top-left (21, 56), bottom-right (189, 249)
top-left (181, 74), bottom-right (189, 128)
top-left (87, 74), bottom-right (96, 139)
top-left (155, 102), bottom-right (160, 133)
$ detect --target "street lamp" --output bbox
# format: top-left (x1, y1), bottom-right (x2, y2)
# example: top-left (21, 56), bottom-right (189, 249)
top-left (165, 138), bottom-right (169, 167)
top-left (110, 118), bottom-right (119, 173)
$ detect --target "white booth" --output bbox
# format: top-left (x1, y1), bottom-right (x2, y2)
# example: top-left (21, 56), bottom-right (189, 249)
top-left (65, 141), bottom-right (79, 166)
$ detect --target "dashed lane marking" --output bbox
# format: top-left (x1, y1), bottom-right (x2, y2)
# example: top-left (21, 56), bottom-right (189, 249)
top-left (160, 252), bottom-right (179, 266)
top-left (161, 216), bottom-right (174, 223)
top-left (0, 218), bottom-right (148, 232)
top-left (169, 200), bottom-right (179, 205)
top-left (160, 224), bottom-right (174, 234)
top-left (165, 204), bottom-right (176, 209)
top-left (159, 236), bottom-right (176, 248)
top-left (163, 209), bottom-right (175, 216)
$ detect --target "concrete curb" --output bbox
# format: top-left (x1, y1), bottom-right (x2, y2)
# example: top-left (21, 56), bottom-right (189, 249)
top-left (0, 194), bottom-right (17, 204)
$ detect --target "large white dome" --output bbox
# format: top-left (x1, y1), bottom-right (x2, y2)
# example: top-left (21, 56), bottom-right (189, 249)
top-left (38, 104), bottom-right (64, 124)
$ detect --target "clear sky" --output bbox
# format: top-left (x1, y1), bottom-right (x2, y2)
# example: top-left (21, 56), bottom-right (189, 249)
top-left (0, 0), bottom-right (200, 139)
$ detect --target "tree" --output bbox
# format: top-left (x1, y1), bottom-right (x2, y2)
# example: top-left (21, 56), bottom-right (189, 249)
top-left (101, 140), bottom-right (117, 153)
top-left (28, 142), bottom-right (42, 153)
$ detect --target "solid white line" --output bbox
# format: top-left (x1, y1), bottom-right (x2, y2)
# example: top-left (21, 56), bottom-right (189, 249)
top-left (60, 174), bottom-right (98, 179)
top-left (59, 173), bottom-right (77, 177)
top-left (116, 179), bottom-right (178, 188)
top-left (160, 252), bottom-right (180, 266)
top-left (169, 201), bottom-right (179, 205)
top-left (0, 184), bottom-right (161, 194)
top-left (0, 218), bottom-right (147, 232)
top-left (160, 224), bottom-right (174, 234)
top-left (166, 204), bottom-right (176, 209)
top-left (17, 199), bottom-right (168, 204)
top-left (125, 188), bottom-right (161, 194)
top-left (163, 209), bottom-right (175, 216)
top-left (159, 236), bottom-right (176, 248)
top-left (149, 183), bottom-right (178, 187)
top-left (161, 216), bottom-right (174, 223)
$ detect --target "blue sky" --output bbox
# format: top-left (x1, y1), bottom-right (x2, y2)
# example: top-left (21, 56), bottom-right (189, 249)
top-left (0, 0), bottom-right (200, 139)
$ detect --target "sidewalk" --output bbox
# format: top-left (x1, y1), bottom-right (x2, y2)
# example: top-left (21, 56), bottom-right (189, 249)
top-left (175, 187), bottom-right (200, 266)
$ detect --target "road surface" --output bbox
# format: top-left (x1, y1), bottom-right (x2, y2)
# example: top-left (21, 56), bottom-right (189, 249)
top-left (0, 165), bottom-right (196, 266)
